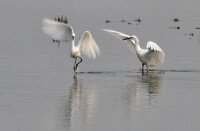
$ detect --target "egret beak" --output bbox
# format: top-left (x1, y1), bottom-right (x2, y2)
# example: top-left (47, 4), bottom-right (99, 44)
top-left (123, 37), bottom-right (133, 40)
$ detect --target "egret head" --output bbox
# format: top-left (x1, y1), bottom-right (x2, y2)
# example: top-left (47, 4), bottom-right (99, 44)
top-left (130, 35), bottom-right (139, 44)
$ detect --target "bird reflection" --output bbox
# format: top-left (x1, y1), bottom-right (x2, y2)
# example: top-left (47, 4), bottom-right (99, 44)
top-left (63, 75), bottom-right (96, 129)
top-left (140, 71), bottom-right (164, 95)
top-left (124, 71), bottom-right (164, 112)
top-left (63, 76), bottom-right (81, 128)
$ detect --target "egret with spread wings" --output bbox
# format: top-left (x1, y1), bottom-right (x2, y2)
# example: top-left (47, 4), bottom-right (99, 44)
top-left (42, 18), bottom-right (100, 72)
top-left (103, 29), bottom-right (165, 71)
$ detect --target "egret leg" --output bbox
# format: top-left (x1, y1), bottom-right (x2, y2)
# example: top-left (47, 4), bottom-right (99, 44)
top-left (146, 65), bottom-right (149, 72)
top-left (73, 58), bottom-right (77, 71)
top-left (76, 57), bottom-right (83, 68)
top-left (142, 64), bottom-right (144, 71)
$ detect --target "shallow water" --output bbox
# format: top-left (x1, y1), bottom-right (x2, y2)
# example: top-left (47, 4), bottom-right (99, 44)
top-left (0, 0), bottom-right (200, 131)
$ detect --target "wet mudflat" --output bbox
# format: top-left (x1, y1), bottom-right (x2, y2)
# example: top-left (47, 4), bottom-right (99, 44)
top-left (0, 0), bottom-right (200, 131)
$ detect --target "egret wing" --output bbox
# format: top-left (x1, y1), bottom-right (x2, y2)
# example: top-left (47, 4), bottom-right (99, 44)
top-left (146, 41), bottom-right (164, 52)
top-left (42, 18), bottom-right (74, 41)
top-left (146, 41), bottom-right (165, 65)
top-left (103, 29), bottom-right (130, 40)
top-left (103, 29), bottom-right (135, 53)
top-left (78, 31), bottom-right (100, 59)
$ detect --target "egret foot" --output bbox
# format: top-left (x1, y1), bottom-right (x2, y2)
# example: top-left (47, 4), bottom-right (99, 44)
top-left (73, 66), bottom-right (77, 72)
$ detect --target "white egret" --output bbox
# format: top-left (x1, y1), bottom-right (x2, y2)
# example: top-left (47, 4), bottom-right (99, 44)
top-left (103, 29), bottom-right (165, 71)
top-left (42, 18), bottom-right (100, 72)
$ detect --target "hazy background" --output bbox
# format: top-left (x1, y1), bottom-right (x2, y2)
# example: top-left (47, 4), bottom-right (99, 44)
top-left (0, 0), bottom-right (200, 131)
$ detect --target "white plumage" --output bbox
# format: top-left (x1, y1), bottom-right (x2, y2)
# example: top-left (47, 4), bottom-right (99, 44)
top-left (42, 18), bottom-right (100, 71)
top-left (103, 29), bottom-right (165, 71)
